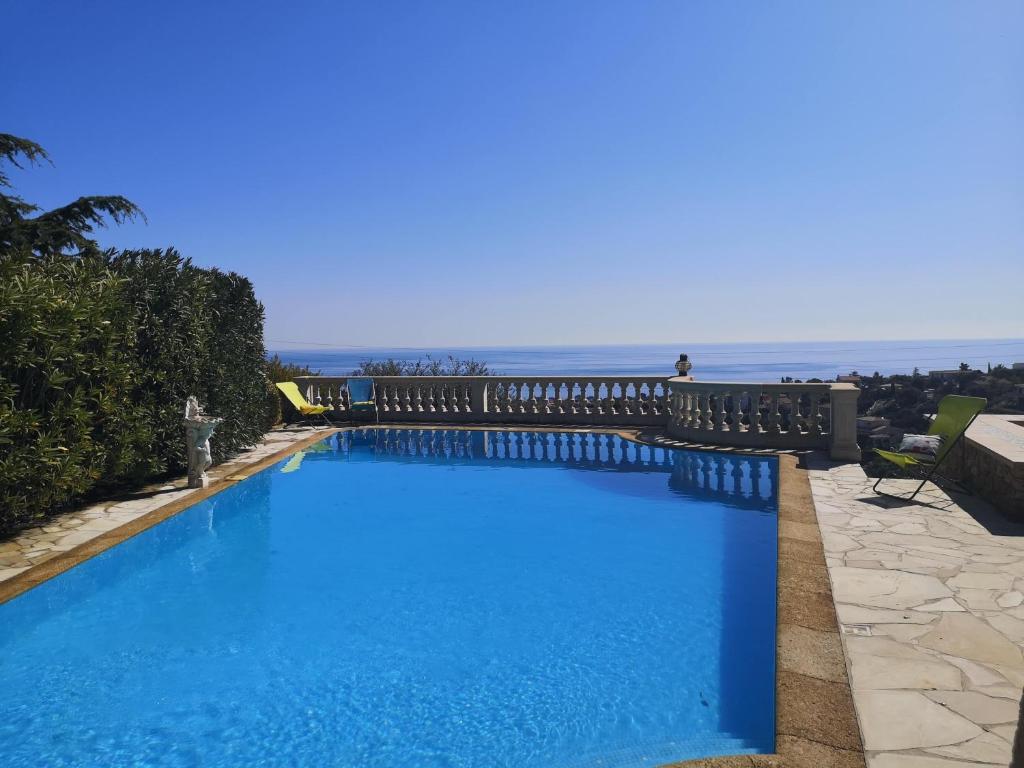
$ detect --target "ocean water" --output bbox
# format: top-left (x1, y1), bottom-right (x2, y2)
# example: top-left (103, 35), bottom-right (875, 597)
top-left (272, 338), bottom-right (1024, 382)
top-left (0, 430), bottom-right (777, 768)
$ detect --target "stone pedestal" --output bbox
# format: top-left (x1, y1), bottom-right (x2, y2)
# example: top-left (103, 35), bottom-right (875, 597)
top-left (184, 396), bottom-right (223, 489)
top-left (829, 384), bottom-right (862, 462)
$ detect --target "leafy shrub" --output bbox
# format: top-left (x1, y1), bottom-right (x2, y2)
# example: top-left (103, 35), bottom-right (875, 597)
top-left (266, 353), bottom-right (320, 382)
top-left (203, 269), bottom-right (268, 463)
top-left (352, 355), bottom-right (493, 376)
top-left (0, 134), bottom-right (271, 535)
top-left (109, 249), bottom-right (269, 466)
top-left (263, 379), bottom-right (282, 430)
top-left (0, 248), bottom-right (269, 535)
top-left (0, 251), bottom-right (154, 532)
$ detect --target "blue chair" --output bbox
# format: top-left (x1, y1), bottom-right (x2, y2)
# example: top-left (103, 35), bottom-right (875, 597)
top-left (347, 377), bottom-right (378, 421)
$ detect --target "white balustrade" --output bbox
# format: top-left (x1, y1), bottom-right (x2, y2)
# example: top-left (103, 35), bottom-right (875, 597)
top-left (293, 376), bottom-right (670, 426)
top-left (665, 379), bottom-right (860, 460)
top-left (290, 375), bottom-right (860, 460)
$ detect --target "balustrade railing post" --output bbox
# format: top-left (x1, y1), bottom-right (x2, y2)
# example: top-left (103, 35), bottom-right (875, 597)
top-left (471, 380), bottom-right (487, 416)
top-left (828, 384), bottom-right (861, 461)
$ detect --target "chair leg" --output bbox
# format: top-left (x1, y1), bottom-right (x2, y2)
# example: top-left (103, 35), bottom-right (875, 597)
top-left (873, 475), bottom-right (928, 503)
top-left (873, 463), bottom-right (969, 503)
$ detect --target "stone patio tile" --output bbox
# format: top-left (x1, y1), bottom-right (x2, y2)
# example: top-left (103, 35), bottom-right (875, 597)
top-left (868, 754), bottom-right (1003, 768)
top-left (0, 566), bottom-right (29, 580)
top-left (955, 589), bottom-right (1001, 611)
top-left (946, 571), bottom-right (1016, 590)
top-left (924, 690), bottom-right (1019, 725)
top-left (844, 636), bottom-right (937, 660)
top-left (849, 654), bottom-right (961, 691)
top-left (78, 517), bottom-right (128, 533)
top-left (925, 731), bottom-right (1011, 763)
top-left (817, 512), bottom-right (853, 528)
top-left (1003, 561), bottom-right (1024, 578)
top-left (888, 522), bottom-right (928, 535)
top-left (912, 598), bottom-right (964, 612)
top-left (823, 531), bottom-right (862, 553)
top-left (847, 548), bottom-right (902, 565)
top-left (991, 665), bottom-right (1024, 687)
top-left (835, 604), bottom-right (937, 626)
top-left (988, 723), bottom-right (1017, 742)
top-left (941, 656), bottom-right (1010, 687)
top-left (983, 612), bottom-right (1024, 643)
top-left (895, 557), bottom-right (960, 577)
top-left (917, 612), bottom-right (1023, 668)
top-left (53, 530), bottom-right (99, 550)
top-left (869, 624), bottom-right (934, 643)
top-left (997, 590), bottom-right (1024, 608)
top-left (890, 545), bottom-right (969, 563)
top-left (854, 690), bottom-right (982, 750)
top-left (830, 567), bottom-right (953, 610)
top-left (975, 683), bottom-right (1022, 700)
top-left (974, 553), bottom-right (1022, 564)
top-left (848, 518), bottom-right (886, 531)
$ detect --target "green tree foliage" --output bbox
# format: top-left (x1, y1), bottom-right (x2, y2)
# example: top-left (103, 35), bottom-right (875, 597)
top-left (0, 136), bottom-right (270, 534)
top-left (266, 353), bottom-right (320, 382)
top-left (0, 247), bottom-right (270, 534)
top-left (352, 356), bottom-right (493, 376)
top-left (0, 133), bottom-right (145, 257)
top-left (202, 269), bottom-right (269, 462)
top-left (109, 249), bottom-right (270, 466)
top-left (0, 251), bottom-right (155, 531)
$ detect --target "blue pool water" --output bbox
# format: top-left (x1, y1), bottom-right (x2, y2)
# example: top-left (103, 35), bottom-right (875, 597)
top-left (0, 430), bottom-right (778, 768)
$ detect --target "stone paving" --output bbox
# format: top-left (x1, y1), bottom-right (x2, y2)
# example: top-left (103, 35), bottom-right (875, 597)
top-left (809, 456), bottom-right (1024, 767)
top-left (0, 427), bottom-right (321, 585)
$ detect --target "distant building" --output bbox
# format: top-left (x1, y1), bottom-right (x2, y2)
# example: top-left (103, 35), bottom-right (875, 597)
top-left (837, 374), bottom-right (861, 384)
top-left (1012, 362), bottom-right (1024, 371)
top-left (929, 369), bottom-right (964, 380)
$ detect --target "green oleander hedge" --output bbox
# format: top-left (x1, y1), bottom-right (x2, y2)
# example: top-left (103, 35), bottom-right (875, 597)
top-left (0, 248), bottom-right (269, 536)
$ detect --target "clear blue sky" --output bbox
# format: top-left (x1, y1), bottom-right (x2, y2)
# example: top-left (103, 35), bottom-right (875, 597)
top-left (5, 1), bottom-right (1022, 347)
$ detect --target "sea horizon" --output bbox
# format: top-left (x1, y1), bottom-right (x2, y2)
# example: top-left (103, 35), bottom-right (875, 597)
top-left (272, 337), bottom-right (1024, 382)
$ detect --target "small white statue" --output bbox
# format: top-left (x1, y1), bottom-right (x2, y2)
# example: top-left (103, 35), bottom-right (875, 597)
top-left (184, 396), bottom-right (224, 488)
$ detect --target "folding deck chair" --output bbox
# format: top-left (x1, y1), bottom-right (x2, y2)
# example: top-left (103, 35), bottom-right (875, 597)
top-left (346, 377), bottom-right (378, 422)
top-left (872, 394), bottom-right (986, 503)
top-left (275, 381), bottom-right (332, 428)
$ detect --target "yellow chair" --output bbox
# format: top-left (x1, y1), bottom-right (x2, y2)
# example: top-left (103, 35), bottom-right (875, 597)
top-left (275, 381), bottom-right (332, 428)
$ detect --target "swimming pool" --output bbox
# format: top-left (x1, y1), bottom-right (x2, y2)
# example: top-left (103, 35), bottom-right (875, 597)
top-left (0, 429), bottom-right (778, 768)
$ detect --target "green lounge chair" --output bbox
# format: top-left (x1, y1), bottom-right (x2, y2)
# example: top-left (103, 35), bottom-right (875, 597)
top-left (346, 377), bottom-right (378, 422)
top-left (275, 381), bottom-right (332, 428)
top-left (872, 394), bottom-right (986, 502)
